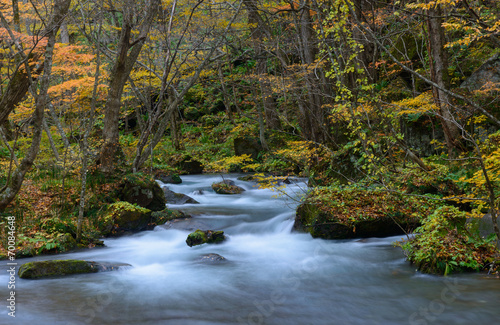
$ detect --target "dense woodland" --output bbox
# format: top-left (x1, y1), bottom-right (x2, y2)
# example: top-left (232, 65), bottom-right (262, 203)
top-left (0, 0), bottom-right (499, 275)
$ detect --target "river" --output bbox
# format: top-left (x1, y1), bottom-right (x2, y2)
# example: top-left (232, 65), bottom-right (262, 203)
top-left (1, 174), bottom-right (499, 324)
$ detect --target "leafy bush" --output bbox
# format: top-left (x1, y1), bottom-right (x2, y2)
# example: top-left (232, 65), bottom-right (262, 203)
top-left (400, 206), bottom-right (497, 275)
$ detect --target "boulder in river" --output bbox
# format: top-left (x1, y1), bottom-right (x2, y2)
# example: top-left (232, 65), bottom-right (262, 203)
top-left (155, 171), bottom-right (182, 184)
top-left (186, 229), bottom-right (226, 247)
top-left (212, 180), bottom-right (245, 195)
top-left (150, 208), bottom-right (190, 226)
top-left (120, 173), bottom-right (166, 211)
top-left (196, 253), bottom-right (227, 264)
top-left (163, 187), bottom-right (199, 204)
top-left (293, 189), bottom-right (431, 239)
top-left (101, 201), bottom-right (152, 236)
top-left (18, 260), bottom-right (131, 279)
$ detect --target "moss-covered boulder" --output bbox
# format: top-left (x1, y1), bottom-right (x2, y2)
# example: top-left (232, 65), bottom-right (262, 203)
top-left (294, 188), bottom-right (436, 239)
top-left (56, 233), bottom-right (77, 251)
top-left (150, 208), bottom-right (190, 226)
top-left (18, 260), bottom-right (130, 279)
top-left (162, 187), bottom-right (199, 204)
top-left (101, 201), bottom-right (152, 236)
top-left (212, 180), bottom-right (245, 195)
top-left (186, 229), bottom-right (226, 247)
top-left (120, 173), bottom-right (166, 211)
top-left (155, 172), bottom-right (182, 184)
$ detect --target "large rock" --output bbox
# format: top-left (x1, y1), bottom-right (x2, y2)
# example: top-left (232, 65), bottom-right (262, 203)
top-left (18, 260), bottom-right (130, 279)
top-left (293, 189), bottom-right (430, 239)
top-left (234, 137), bottom-right (262, 160)
top-left (467, 213), bottom-right (500, 238)
top-left (176, 156), bottom-right (204, 174)
top-left (212, 180), bottom-right (245, 195)
top-left (461, 53), bottom-right (500, 91)
top-left (101, 201), bottom-right (152, 236)
top-left (162, 187), bottom-right (199, 204)
top-left (150, 208), bottom-right (191, 226)
top-left (186, 229), bottom-right (226, 247)
top-left (155, 172), bottom-right (182, 184)
top-left (120, 173), bottom-right (166, 211)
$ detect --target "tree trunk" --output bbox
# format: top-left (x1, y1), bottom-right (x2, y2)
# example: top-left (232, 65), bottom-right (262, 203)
top-left (427, 6), bottom-right (461, 155)
top-left (244, 0), bottom-right (282, 132)
top-left (99, 0), bottom-right (160, 173)
top-left (12, 0), bottom-right (21, 32)
top-left (297, 1), bottom-right (328, 143)
top-left (0, 0), bottom-right (71, 211)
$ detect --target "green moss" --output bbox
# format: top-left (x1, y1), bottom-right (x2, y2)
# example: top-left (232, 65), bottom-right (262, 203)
top-left (186, 229), bottom-right (226, 247)
top-left (18, 260), bottom-right (99, 279)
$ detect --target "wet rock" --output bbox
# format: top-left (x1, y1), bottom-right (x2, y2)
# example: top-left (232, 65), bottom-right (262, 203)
top-left (150, 208), bottom-right (190, 226)
top-left (186, 229), bottom-right (226, 247)
top-left (18, 260), bottom-right (131, 279)
top-left (293, 195), bottom-right (420, 239)
top-left (212, 180), bottom-right (245, 195)
top-left (159, 218), bottom-right (211, 232)
top-left (101, 201), bottom-right (152, 236)
top-left (163, 187), bottom-right (199, 204)
top-left (120, 173), bottom-right (166, 211)
top-left (156, 172), bottom-right (182, 184)
top-left (196, 253), bottom-right (227, 264)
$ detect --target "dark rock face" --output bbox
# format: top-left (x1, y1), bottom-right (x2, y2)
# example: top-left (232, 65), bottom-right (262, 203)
top-left (461, 53), bottom-right (500, 91)
top-left (120, 173), bottom-right (166, 211)
top-left (186, 229), bottom-right (226, 247)
top-left (162, 187), bottom-right (199, 204)
top-left (18, 260), bottom-right (130, 279)
top-left (234, 137), bottom-right (262, 160)
top-left (176, 156), bottom-right (204, 174)
top-left (212, 180), bottom-right (245, 195)
top-left (294, 203), bottom-right (420, 240)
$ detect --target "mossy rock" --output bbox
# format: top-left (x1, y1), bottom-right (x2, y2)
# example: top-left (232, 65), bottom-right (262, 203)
top-left (155, 172), bottom-right (182, 184)
top-left (293, 188), bottom-right (432, 239)
top-left (18, 260), bottom-right (130, 279)
top-left (19, 260), bottom-right (98, 279)
top-left (120, 173), bottom-right (166, 211)
top-left (56, 233), bottom-right (77, 252)
top-left (150, 208), bottom-right (190, 226)
top-left (212, 180), bottom-right (245, 195)
top-left (163, 187), bottom-right (199, 204)
top-left (186, 229), bottom-right (226, 247)
top-left (101, 201), bottom-right (152, 236)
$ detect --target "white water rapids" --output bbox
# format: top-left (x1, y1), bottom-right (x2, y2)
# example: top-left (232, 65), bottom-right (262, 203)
top-left (1, 174), bottom-right (499, 324)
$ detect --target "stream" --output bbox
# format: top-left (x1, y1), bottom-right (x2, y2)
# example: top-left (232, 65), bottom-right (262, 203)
top-left (1, 174), bottom-right (499, 324)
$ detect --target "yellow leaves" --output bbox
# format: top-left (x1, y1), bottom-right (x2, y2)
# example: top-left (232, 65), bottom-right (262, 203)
top-left (207, 154), bottom-right (255, 173)
top-left (395, 92), bottom-right (439, 116)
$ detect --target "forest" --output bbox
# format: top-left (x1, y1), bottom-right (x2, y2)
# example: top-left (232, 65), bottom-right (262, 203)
top-left (0, 0), bottom-right (499, 277)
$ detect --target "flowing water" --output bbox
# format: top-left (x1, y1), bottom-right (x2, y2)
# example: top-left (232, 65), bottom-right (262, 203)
top-left (1, 174), bottom-right (499, 325)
